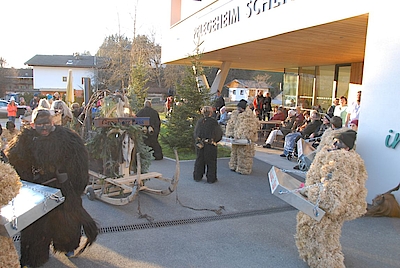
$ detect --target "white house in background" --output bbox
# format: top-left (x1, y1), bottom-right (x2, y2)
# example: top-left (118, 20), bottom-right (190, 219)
top-left (24, 54), bottom-right (104, 98)
top-left (225, 79), bottom-right (271, 102)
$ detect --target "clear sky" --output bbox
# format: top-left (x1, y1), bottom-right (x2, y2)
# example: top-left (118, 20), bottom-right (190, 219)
top-left (0, 0), bottom-right (169, 68)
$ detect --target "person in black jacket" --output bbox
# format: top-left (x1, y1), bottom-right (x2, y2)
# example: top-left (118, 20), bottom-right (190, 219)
top-left (213, 90), bottom-right (225, 119)
top-left (136, 100), bottom-right (163, 160)
top-left (263, 92), bottom-right (272, 120)
top-left (327, 98), bottom-right (339, 118)
top-left (280, 111), bottom-right (322, 157)
top-left (193, 106), bottom-right (223, 183)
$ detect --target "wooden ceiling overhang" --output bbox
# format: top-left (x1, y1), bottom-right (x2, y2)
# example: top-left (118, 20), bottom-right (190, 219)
top-left (165, 14), bottom-right (369, 72)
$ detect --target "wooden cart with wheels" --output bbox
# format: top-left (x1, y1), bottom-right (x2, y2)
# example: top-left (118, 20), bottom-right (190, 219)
top-left (85, 149), bottom-right (180, 206)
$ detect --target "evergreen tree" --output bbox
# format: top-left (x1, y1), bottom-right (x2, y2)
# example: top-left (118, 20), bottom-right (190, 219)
top-left (127, 62), bottom-right (148, 113)
top-left (161, 47), bottom-right (210, 151)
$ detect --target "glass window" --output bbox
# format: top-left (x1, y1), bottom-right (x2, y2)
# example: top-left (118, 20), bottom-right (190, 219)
top-left (283, 68), bottom-right (298, 107)
top-left (315, 65), bottom-right (335, 112)
top-left (298, 67), bottom-right (315, 109)
top-left (336, 65), bottom-right (351, 99)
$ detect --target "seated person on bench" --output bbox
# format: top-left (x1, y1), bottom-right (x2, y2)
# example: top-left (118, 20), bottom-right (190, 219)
top-left (280, 111), bottom-right (322, 157)
top-left (262, 107), bottom-right (286, 132)
top-left (263, 109), bottom-right (297, 148)
top-left (293, 115), bottom-right (343, 169)
top-left (308, 114), bottom-right (331, 148)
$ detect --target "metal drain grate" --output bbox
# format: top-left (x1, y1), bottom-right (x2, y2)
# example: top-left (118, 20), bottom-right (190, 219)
top-left (98, 206), bottom-right (295, 234)
top-left (12, 206), bottom-right (294, 242)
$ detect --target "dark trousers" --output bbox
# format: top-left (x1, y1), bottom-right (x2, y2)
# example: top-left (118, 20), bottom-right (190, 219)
top-left (193, 144), bottom-right (218, 182)
top-left (144, 137), bottom-right (163, 160)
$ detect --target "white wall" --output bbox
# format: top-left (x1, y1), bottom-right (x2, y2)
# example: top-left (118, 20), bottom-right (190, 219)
top-left (163, 0), bottom-right (369, 64)
top-left (229, 88), bottom-right (248, 101)
top-left (33, 67), bottom-right (95, 91)
top-left (357, 3), bottom-right (400, 202)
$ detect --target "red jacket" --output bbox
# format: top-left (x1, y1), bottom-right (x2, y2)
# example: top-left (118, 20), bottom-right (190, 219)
top-left (271, 112), bottom-right (286, 121)
top-left (7, 103), bottom-right (17, 117)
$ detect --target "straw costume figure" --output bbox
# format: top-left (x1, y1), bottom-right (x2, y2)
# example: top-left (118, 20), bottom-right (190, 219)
top-left (225, 100), bottom-right (258, 174)
top-left (295, 130), bottom-right (367, 268)
top-left (0, 162), bottom-right (22, 268)
top-left (5, 109), bottom-right (98, 267)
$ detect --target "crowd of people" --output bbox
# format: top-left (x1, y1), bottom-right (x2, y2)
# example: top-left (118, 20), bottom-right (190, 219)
top-left (255, 91), bottom-right (362, 159)
top-left (0, 88), bottom-right (363, 266)
top-left (191, 89), bottom-right (362, 182)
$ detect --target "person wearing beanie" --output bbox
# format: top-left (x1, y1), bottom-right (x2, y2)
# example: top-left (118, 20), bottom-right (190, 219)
top-left (29, 93), bottom-right (40, 110)
top-left (7, 97), bottom-right (18, 123)
top-left (46, 93), bottom-right (54, 105)
top-left (237, 99), bottom-right (247, 111)
top-left (296, 128), bottom-right (367, 268)
top-left (314, 115), bottom-right (345, 154)
top-left (332, 129), bottom-right (357, 151)
top-left (350, 119), bottom-right (358, 131)
top-left (225, 99), bottom-right (259, 174)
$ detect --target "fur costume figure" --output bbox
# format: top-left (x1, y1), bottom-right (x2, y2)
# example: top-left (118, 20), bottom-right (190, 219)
top-left (0, 162), bottom-right (22, 268)
top-left (5, 110), bottom-right (98, 267)
top-left (295, 145), bottom-right (368, 268)
top-left (225, 103), bottom-right (258, 175)
top-left (1, 121), bottom-right (20, 150)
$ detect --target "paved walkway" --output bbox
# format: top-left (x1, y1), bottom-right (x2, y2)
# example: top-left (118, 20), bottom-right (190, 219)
top-left (10, 136), bottom-right (400, 268)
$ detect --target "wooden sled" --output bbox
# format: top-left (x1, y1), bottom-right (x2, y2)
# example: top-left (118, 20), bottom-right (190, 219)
top-left (85, 150), bottom-right (180, 206)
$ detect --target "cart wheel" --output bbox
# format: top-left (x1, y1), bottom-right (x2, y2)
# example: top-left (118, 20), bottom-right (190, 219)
top-left (86, 187), bottom-right (95, 201)
top-left (287, 153), bottom-right (293, 161)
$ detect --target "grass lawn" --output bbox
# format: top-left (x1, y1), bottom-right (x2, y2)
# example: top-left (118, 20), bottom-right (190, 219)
top-left (158, 111), bottom-right (231, 160)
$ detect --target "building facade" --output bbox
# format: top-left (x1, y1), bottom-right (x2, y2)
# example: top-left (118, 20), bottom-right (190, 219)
top-left (162, 0), bottom-right (400, 202)
top-left (25, 54), bottom-right (102, 98)
top-left (225, 79), bottom-right (271, 102)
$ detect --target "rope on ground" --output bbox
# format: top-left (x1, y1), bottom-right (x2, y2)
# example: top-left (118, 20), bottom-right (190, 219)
top-left (136, 191), bottom-right (154, 223)
top-left (175, 186), bottom-right (225, 215)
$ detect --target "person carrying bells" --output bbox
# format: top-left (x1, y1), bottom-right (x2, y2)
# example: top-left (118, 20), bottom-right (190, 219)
top-left (295, 129), bottom-right (367, 268)
top-left (5, 109), bottom-right (98, 267)
top-left (193, 106), bottom-right (223, 183)
top-left (225, 99), bottom-right (259, 175)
